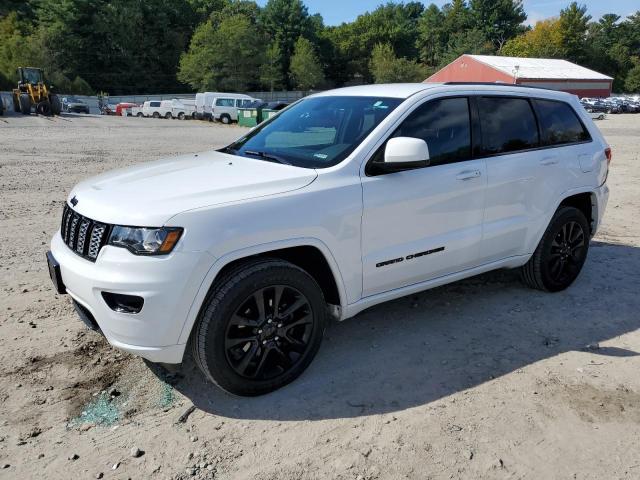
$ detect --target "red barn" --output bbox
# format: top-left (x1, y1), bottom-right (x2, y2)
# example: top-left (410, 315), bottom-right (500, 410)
top-left (426, 55), bottom-right (613, 98)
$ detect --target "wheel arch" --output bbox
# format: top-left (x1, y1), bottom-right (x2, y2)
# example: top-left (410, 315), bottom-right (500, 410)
top-left (177, 238), bottom-right (348, 345)
top-left (526, 188), bottom-right (598, 256)
top-left (557, 190), bottom-right (597, 235)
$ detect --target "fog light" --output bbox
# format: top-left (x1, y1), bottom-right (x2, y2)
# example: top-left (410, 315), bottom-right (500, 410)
top-left (101, 292), bottom-right (144, 314)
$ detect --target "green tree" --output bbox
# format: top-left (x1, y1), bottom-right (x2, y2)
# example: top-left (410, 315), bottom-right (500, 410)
top-left (559, 2), bottom-right (592, 64)
top-left (469, 0), bottom-right (527, 51)
top-left (289, 36), bottom-right (324, 90)
top-left (625, 61), bottom-right (640, 92)
top-left (370, 43), bottom-right (427, 83)
top-left (416, 4), bottom-right (447, 68)
top-left (260, 42), bottom-right (284, 91)
top-left (179, 14), bottom-right (264, 91)
top-left (260, 0), bottom-right (314, 88)
top-left (502, 19), bottom-right (565, 58)
top-left (439, 28), bottom-right (494, 67)
top-left (329, 2), bottom-right (424, 82)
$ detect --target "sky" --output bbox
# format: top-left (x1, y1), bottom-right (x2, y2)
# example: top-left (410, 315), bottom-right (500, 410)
top-left (255, 0), bottom-right (639, 27)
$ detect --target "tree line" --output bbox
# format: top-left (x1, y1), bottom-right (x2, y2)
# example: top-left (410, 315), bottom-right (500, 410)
top-left (1, 0), bottom-right (639, 95)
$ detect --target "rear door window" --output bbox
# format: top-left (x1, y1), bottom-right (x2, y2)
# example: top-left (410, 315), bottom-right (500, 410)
top-left (533, 99), bottom-right (591, 146)
top-left (477, 97), bottom-right (539, 155)
top-left (150, 102), bottom-right (161, 107)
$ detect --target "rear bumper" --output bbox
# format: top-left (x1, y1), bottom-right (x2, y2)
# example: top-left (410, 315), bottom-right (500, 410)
top-left (593, 183), bottom-right (609, 235)
top-left (51, 231), bottom-right (215, 363)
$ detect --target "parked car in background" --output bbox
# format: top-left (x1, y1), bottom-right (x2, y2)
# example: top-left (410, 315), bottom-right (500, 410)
top-left (171, 100), bottom-right (196, 120)
top-left (195, 92), bottom-right (221, 121)
top-left (115, 102), bottom-right (139, 116)
top-left (142, 100), bottom-right (172, 119)
top-left (211, 94), bottom-right (255, 124)
top-left (63, 97), bottom-right (90, 114)
top-left (142, 99), bottom-right (191, 119)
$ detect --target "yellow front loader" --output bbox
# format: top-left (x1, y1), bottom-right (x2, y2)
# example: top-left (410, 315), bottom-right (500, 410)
top-left (12, 67), bottom-right (62, 116)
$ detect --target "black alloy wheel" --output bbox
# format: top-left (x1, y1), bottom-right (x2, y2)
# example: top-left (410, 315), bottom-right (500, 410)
top-left (521, 207), bottom-right (590, 292)
top-left (224, 285), bottom-right (313, 380)
top-left (547, 220), bottom-right (586, 284)
top-left (192, 258), bottom-right (326, 396)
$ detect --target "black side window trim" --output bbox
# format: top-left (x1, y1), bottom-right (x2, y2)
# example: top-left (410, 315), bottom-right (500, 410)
top-left (365, 94), bottom-right (594, 175)
top-left (365, 95), bottom-right (474, 176)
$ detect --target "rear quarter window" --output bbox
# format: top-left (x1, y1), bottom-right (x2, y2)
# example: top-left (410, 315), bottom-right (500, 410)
top-left (533, 99), bottom-right (591, 146)
top-left (477, 97), bottom-right (539, 155)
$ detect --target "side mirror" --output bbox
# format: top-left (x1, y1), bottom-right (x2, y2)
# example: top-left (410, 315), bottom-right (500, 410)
top-left (381, 137), bottom-right (430, 171)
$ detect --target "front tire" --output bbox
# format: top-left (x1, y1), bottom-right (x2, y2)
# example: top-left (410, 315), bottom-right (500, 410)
top-left (521, 207), bottom-right (590, 292)
top-left (191, 259), bottom-right (327, 396)
top-left (19, 94), bottom-right (31, 115)
top-left (220, 114), bottom-right (231, 124)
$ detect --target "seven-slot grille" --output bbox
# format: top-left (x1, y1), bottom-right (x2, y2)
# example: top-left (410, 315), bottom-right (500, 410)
top-left (60, 204), bottom-right (111, 262)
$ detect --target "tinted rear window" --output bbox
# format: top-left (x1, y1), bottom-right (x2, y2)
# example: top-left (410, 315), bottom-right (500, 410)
top-left (478, 97), bottom-right (539, 155)
top-left (533, 99), bottom-right (591, 146)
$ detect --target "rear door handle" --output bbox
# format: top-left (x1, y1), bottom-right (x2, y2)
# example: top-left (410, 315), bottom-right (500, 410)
top-left (540, 157), bottom-right (560, 166)
top-left (456, 170), bottom-right (482, 181)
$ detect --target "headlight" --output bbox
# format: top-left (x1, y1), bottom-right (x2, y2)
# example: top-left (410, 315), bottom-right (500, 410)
top-left (108, 226), bottom-right (183, 255)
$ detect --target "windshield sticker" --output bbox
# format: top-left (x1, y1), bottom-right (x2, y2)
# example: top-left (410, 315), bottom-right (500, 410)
top-left (314, 153), bottom-right (328, 159)
top-left (373, 101), bottom-right (389, 109)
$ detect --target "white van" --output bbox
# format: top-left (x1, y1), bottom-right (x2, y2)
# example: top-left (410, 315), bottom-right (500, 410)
top-left (195, 92), bottom-right (221, 121)
top-left (143, 99), bottom-right (192, 119)
top-left (211, 94), bottom-right (255, 124)
top-left (142, 100), bottom-right (173, 119)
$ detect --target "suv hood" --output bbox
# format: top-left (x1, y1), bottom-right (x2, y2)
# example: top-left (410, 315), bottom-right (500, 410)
top-left (68, 151), bottom-right (318, 226)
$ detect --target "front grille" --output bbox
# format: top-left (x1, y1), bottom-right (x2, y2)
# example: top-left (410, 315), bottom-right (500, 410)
top-left (60, 204), bottom-right (111, 262)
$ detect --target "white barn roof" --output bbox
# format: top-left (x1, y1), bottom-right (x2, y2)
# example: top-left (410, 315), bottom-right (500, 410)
top-left (468, 55), bottom-right (613, 81)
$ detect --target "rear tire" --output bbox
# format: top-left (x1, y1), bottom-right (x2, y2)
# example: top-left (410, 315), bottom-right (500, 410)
top-left (165, 112), bottom-right (172, 119)
top-left (137, 112), bottom-right (143, 117)
top-left (191, 258), bottom-right (327, 396)
top-left (177, 112), bottom-right (185, 120)
top-left (50, 95), bottom-right (62, 115)
top-left (152, 112), bottom-right (160, 119)
top-left (19, 94), bottom-right (31, 115)
top-left (520, 207), bottom-right (590, 292)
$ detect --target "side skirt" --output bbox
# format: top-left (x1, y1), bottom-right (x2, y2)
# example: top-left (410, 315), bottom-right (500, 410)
top-left (341, 255), bottom-right (530, 321)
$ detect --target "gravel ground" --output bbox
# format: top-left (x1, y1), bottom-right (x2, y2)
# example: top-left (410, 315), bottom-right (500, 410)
top-left (0, 112), bottom-right (639, 480)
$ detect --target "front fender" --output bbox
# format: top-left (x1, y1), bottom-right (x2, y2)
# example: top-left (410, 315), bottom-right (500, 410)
top-left (175, 237), bottom-right (349, 345)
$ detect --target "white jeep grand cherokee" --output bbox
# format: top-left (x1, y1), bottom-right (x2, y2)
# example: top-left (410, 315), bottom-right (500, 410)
top-left (47, 83), bottom-right (610, 396)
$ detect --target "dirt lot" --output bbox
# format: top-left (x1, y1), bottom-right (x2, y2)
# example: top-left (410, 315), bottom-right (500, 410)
top-left (1, 112), bottom-right (639, 480)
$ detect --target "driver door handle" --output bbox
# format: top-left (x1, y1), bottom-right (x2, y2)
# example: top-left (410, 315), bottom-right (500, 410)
top-left (456, 170), bottom-right (482, 181)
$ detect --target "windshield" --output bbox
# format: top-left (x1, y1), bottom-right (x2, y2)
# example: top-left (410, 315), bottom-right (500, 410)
top-left (224, 96), bottom-right (403, 168)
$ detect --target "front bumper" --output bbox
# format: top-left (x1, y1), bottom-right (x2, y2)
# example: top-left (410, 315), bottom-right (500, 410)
top-left (51, 231), bottom-right (214, 363)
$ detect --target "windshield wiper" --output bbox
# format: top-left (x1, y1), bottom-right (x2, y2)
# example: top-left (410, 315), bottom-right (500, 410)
top-left (243, 150), bottom-right (292, 165)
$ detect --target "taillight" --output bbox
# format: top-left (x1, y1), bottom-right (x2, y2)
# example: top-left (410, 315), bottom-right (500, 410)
top-left (605, 147), bottom-right (612, 165)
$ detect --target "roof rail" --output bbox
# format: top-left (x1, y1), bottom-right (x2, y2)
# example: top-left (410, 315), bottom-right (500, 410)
top-left (443, 82), bottom-right (553, 91)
